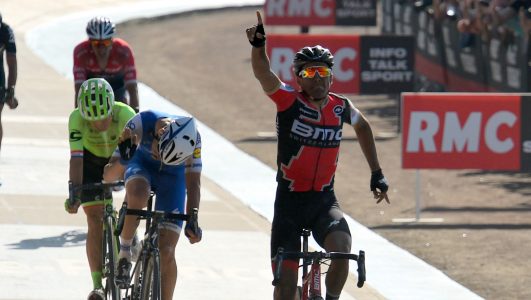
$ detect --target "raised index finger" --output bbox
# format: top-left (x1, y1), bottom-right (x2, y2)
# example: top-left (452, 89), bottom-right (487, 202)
top-left (256, 10), bottom-right (263, 25)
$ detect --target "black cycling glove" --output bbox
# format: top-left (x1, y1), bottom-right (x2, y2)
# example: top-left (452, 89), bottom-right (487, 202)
top-left (118, 138), bottom-right (137, 161)
top-left (185, 211), bottom-right (202, 241)
top-left (370, 169), bottom-right (389, 193)
top-left (249, 24), bottom-right (266, 48)
top-left (5, 87), bottom-right (18, 109)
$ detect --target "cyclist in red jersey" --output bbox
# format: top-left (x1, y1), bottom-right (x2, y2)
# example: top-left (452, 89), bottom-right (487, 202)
top-left (246, 11), bottom-right (390, 300)
top-left (73, 17), bottom-right (139, 112)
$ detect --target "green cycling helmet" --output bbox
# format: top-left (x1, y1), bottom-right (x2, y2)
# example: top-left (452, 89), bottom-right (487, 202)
top-left (77, 78), bottom-right (115, 121)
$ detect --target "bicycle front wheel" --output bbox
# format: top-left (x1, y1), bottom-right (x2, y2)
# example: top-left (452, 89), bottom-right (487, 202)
top-left (139, 253), bottom-right (161, 300)
top-left (104, 215), bottom-right (121, 300)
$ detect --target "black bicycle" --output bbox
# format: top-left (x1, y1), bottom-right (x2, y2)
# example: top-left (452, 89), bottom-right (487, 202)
top-left (115, 192), bottom-right (196, 300)
top-left (272, 229), bottom-right (366, 300)
top-left (69, 180), bottom-right (125, 300)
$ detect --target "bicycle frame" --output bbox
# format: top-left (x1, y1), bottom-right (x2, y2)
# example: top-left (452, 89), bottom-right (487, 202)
top-left (272, 229), bottom-right (366, 300)
top-left (69, 180), bottom-right (125, 300)
top-left (116, 192), bottom-right (194, 300)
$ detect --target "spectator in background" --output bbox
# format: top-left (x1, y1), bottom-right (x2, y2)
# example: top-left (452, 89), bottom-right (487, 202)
top-left (493, 0), bottom-right (531, 24)
top-left (490, 0), bottom-right (525, 44)
top-left (0, 12), bottom-right (17, 159)
top-left (457, 0), bottom-right (492, 41)
top-left (522, 4), bottom-right (531, 38)
top-left (433, 0), bottom-right (461, 20)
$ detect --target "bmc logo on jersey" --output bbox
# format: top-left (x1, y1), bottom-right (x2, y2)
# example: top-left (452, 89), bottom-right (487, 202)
top-left (291, 119), bottom-right (342, 142)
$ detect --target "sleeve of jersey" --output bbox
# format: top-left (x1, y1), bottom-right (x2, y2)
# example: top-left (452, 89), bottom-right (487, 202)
top-left (185, 132), bottom-right (202, 173)
top-left (68, 110), bottom-right (84, 158)
top-left (345, 98), bottom-right (361, 125)
top-left (112, 112), bottom-right (142, 157)
top-left (5, 26), bottom-right (16, 53)
top-left (268, 82), bottom-right (298, 112)
top-left (123, 45), bottom-right (137, 84)
top-left (72, 45), bottom-right (87, 84)
top-left (119, 105), bottom-right (137, 130)
top-left (112, 106), bottom-right (138, 158)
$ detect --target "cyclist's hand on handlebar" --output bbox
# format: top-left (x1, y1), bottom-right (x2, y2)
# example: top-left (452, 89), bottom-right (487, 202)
top-left (185, 212), bottom-right (202, 244)
top-left (6, 87), bottom-right (18, 109)
top-left (64, 197), bottom-right (81, 214)
top-left (245, 11), bottom-right (266, 47)
top-left (370, 169), bottom-right (390, 204)
top-left (118, 128), bottom-right (138, 161)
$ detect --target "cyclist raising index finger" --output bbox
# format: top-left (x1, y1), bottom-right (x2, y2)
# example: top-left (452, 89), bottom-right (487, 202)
top-left (73, 17), bottom-right (140, 112)
top-left (245, 11), bottom-right (390, 300)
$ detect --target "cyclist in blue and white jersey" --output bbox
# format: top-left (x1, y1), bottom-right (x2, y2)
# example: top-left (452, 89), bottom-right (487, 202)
top-left (103, 110), bottom-right (202, 300)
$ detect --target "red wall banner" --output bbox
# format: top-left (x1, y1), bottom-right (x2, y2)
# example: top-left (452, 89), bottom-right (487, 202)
top-left (401, 93), bottom-right (527, 170)
top-left (266, 34), bottom-right (361, 94)
top-left (264, 0), bottom-right (336, 26)
top-left (266, 34), bottom-right (415, 94)
top-left (264, 0), bottom-right (377, 26)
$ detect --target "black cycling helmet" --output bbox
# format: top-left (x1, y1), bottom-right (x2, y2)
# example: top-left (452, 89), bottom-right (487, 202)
top-left (293, 45), bottom-right (334, 76)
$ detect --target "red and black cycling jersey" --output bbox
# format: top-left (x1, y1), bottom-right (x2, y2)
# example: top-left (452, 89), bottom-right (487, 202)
top-left (73, 38), bottom-right (137, 101)
top-left (268, 82), bottom-right (361, 192)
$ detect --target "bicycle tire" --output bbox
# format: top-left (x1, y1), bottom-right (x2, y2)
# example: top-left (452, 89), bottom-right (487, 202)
top-left (130, 255), bottom-right (144, 300)
top-left (104, 215), bottom-right (121, 300)
top-left (140, 253), bottom-right (161, 300)
top-left (152, 254), bottom-right (161, 300)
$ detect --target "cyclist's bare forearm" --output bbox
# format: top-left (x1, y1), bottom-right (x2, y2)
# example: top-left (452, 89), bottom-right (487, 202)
top-left (353, 115), bottom-right (381, 172)
top-left (126, 82), bottom-right (139, 111)
top-left (69, 157), bottom-right (83, 186)
top-left (251, 46), bottom-right (281, 94)
top-left (74, 82), bottom-right (82, 108)
top-left (6, 53), bottom-right (17, 89)
top-left (185, 171), bottom-right (201, 212)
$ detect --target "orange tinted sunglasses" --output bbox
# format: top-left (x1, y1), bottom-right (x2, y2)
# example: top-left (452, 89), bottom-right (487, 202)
top-left (299, 66), bottom-right (332, 78)
top-left (90, 39), bottom-right (112, 47)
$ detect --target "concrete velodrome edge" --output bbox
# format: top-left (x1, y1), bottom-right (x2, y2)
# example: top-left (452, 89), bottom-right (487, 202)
top-left (22, 1), bottom-right (483, 299)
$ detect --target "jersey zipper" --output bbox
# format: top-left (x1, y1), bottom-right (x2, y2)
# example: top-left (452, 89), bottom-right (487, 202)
top-left (312, 105), bottom-right (325, 191)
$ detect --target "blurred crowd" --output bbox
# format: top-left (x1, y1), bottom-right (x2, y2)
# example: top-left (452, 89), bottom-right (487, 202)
top-left (411, 0), bottom-right (531, 47)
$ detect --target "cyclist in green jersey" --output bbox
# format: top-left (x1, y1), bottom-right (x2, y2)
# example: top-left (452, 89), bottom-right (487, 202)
top-left (65, 78), bottom-right (135, 300)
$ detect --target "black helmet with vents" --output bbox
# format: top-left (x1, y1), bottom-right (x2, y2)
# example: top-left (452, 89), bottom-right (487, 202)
top-left (293, 45), bottom-right (334, 76)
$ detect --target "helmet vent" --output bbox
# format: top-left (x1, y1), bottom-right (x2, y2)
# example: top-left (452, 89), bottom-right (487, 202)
top-left (77, 78), bottom-right (115, 121)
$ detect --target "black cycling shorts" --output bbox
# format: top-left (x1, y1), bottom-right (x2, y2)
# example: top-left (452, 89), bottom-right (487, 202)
top-left (0, 87), bottom-right (5, 104)
top-left (270, 188), bottom-right (351, 260)
top-left (81, 149), bottom-right (112, 205)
